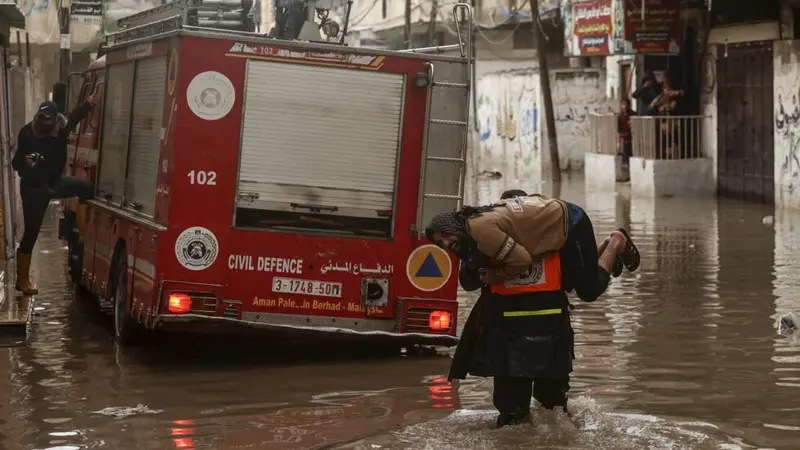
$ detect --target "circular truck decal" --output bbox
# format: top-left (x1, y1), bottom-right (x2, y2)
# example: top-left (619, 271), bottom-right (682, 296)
top-left (406, 244), bottom-right (452, 292)
top-left (186, 70), bottom-right (235, 121)
top-left (175, 226), bottom-right (219, 271)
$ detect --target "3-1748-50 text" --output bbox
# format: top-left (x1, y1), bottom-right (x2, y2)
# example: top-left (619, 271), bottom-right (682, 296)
top-left (272, 277), bottom-right (342, 298)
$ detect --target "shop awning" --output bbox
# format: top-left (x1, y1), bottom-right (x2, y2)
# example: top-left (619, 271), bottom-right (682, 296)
top-left (0, 0), bottom-right (25, 30)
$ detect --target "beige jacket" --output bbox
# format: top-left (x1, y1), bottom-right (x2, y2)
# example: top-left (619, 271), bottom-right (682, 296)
top-left (466, 194), bottom-right (569, 280)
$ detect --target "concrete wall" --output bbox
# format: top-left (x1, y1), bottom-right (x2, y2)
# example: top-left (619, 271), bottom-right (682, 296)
top-left (774, 39), bottom-right (800, 210)
top-left (629, 157), bottom-right (715, 198)
top-left (469, 66), bottom-right (615, 205)
top-left (14, 0), bottom-right (59, 44)
top-left (470, 69), bottom-right (542, 205)
top-left (548, 69), bottom-right (616, 171)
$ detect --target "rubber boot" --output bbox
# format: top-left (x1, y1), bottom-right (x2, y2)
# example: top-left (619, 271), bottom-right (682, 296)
top-left (15, 252), bottom-right (38, 295)
top-left (75, 203), bottom-right (88, 240)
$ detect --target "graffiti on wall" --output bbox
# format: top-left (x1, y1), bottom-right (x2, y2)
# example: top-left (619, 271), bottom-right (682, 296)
top-left (551, 70), bottom-right (616, 170)
top-left (16, 0), bottom-right (59, 44)
top-left (472, 68), bottom-right (615, 202)
top-left (774, 41), bottom-right (800, 197)
top-left (474, 70), bottom-right (540, 204)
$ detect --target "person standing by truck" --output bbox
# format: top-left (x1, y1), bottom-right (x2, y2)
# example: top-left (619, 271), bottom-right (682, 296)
top-left (12, 93), bottom-right (98, 295)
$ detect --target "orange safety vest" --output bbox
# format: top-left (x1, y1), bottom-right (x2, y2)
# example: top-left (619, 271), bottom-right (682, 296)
top-left (490, 252), bottom-right (562, 295)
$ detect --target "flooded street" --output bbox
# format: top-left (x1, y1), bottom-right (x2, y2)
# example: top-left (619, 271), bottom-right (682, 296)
top-left (2, 179), bottom-right (800, 449)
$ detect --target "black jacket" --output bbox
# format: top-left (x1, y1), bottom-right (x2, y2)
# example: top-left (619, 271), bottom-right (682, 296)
top-left (12, 102), bottom-right (92, 189)
top-left (449, 247), bottom-right (577, 381)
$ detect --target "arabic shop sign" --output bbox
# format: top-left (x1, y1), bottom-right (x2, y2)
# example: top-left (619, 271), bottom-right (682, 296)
top-left (622, 0), bottom-right (681, 54)
top-left (565, 0), bottom-right (614, 57)
top-left (70, 0), bottom-right (102, 26)
top-left (563, 0), bottom-right (681, 56)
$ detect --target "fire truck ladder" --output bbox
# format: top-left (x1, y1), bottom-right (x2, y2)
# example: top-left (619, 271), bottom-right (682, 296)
top-left (409, 3), bottom-right (474, 236)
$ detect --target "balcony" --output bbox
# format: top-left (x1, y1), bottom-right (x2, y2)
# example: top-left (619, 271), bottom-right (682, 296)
top-left (585, 114), bottom-right (714, 197)
top-left (629, 115), bottom-right (714, 197)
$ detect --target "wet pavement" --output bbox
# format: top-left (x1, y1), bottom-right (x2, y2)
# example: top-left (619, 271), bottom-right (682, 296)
top-left (1, 182), bottom-right (799, 449)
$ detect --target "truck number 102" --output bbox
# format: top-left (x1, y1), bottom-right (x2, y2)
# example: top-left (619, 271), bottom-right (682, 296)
top-left (188, 170), bottom-right (217, 185)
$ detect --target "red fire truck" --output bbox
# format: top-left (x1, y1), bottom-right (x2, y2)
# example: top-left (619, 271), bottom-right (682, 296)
top-left (56, 0), bottom-right (473, 347)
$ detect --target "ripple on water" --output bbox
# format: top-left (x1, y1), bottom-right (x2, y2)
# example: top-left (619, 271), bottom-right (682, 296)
top-left (334, 396), bottom-right (755, 450)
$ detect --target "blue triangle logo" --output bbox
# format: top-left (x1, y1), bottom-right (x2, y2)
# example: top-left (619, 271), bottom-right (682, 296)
top-left (415, 252), bottom-right (443, 278)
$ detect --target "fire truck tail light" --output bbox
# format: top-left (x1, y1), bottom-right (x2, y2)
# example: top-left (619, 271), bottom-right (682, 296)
top-left (168, 293), bottom-right (192, 314)
top-left (429, 310), bottom-right (452, 331)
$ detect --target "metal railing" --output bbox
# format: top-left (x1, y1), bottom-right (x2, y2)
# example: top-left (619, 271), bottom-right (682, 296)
top-left (589, 112), bottom-right (618, 155)
top-left (631, 115), bottom-right (704, 160)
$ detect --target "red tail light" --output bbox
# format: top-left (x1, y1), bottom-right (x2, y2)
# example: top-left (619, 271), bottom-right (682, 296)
top-left (429, 310), bottom-right (452, 331)
top-left (168, 293), bottom-right (191, 314)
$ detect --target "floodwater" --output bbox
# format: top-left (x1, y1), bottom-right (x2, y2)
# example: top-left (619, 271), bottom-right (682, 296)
top-left (1, 179), bottom-right (799, 449)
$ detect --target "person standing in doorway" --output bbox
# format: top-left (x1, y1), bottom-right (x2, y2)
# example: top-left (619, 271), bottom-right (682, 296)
top-left (12, 92), bottom-right (99, 294)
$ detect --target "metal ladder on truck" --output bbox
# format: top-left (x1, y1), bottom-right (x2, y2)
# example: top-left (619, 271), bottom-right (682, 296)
top-left (407, 3), bottom-right (474, 236)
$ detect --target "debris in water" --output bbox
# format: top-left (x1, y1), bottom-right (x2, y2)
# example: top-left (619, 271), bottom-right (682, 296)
top-left (763, 215), bottom-right (774, 225)
top-left (92, 404), bottom-right (163, 419)
top-left (777, 313), bottom-right (797, 336)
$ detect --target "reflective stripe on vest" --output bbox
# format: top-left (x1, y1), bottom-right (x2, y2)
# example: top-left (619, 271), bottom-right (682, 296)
top-left (503, 308), bottom-right (562, 317)
top-left (490, 252), bottom-right (561, 295)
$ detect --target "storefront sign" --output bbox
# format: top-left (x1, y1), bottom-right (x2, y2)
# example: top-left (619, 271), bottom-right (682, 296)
top-left (564, 0), bottom-right (614, 57)
top-left (623, 0), bottom-right (681, 54)
top-left (70, 0), bottom-right (103, 25)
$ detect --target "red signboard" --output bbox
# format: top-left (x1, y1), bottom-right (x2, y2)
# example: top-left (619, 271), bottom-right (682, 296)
top-left (567, 0), bottom-right (614, 56)
top-left (623, 0), bottom-right (681, 54)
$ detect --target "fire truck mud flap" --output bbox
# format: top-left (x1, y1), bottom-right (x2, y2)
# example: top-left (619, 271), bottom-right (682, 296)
top-left (152, 314), bottom-right (459, 347)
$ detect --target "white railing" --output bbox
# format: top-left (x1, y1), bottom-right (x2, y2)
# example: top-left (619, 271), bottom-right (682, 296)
top-left (631, 115), bottom-right (705, 160)
top-left (589, 112), bottom-right (618, 156)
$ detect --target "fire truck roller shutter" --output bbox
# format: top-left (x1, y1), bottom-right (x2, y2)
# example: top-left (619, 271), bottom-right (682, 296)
top-left (126, 56), bottom-right (167, 216)
top-left (98, 61), bottom-right (135, 204)
top-left (237, 60), bottom-right (405, 220)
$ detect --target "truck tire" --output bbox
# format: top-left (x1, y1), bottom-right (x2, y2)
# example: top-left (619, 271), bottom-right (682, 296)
top-left (112, 256), bottom-right (144, 345)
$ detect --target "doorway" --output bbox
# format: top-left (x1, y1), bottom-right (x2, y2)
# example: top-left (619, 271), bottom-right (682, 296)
top-left (716, 42), bottom-right (775, 204)
top-left (620, 62), bottom-right (632, 101)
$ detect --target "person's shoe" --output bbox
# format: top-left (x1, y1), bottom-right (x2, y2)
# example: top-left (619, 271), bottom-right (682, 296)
top-left (600, 236), bottom-right (624, 278)
top-left (496, 410), bottom-right (530, 428)
top-left (15, 252), bottom-right (38, 295)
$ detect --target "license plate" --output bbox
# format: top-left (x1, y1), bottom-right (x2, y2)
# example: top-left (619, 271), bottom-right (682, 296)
top-left (272, 277), bottom-right (343, 298)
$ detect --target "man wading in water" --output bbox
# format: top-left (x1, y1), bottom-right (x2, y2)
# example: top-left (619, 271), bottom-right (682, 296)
top-left (12, 93), bottom-right (98, 294)
top-left (428, 192), bottom-right (640, 427)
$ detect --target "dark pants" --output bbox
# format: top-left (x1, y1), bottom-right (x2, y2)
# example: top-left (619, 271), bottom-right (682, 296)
top-left (621, 141), bottom-right (632, 165)
top-left (19, 176), bottom-right (93, 253)
top-left (564, 207), bottom-right (610, 302)
top-left (493, 376), bottom-right (570, 415)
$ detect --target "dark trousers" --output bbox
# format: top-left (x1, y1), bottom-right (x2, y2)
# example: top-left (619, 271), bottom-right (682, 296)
top-left (493, 376), bottom-right (570, 415)
top-left (621, 141), bottom-right (632, 165)
top-left (564, 210), bottom-right (610, 302)
top-left (19, 176), bottom-right (93, 253)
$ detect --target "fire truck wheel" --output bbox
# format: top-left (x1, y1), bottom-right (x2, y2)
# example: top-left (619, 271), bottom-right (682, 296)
top-left (112, 257), bottom-right (145, 346)
top-left (404, 345), bottom-right (422, 357)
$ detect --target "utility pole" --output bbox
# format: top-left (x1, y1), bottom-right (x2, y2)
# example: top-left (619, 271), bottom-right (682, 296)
top-left (58, 0), bottom-right (71, 86)
top-left (531, 0), bottom-right (560, 181)
top-left (404, 0), bottom-right (412, 48)
top-left (427, 0), bottom-right (438, 46)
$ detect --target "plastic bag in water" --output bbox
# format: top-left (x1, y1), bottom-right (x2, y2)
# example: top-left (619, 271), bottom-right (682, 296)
top-left (777, 312), bottom-right (797, 336)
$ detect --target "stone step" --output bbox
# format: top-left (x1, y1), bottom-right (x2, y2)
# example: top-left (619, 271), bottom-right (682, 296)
top-left (0, 270), bottom-right (33, 335)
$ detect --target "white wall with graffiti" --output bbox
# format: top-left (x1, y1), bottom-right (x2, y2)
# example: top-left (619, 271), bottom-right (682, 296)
top-left (15, 0), bottom-right (59, 44)
top-left (468, 66), bottom-right (615, 205)
top-left (471, 69), bottom-right (542, 205)
top-left (774, 40), bottom-right (800, 209)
